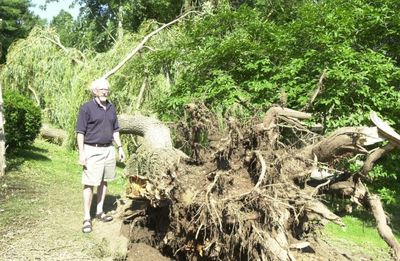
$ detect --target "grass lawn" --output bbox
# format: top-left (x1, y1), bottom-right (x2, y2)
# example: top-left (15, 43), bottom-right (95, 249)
top-left (323, 208), bottom-right (400, 260)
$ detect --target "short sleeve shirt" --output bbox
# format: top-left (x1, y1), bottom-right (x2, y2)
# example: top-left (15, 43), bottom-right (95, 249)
top-left (76, 99), bottom-right (120, 144)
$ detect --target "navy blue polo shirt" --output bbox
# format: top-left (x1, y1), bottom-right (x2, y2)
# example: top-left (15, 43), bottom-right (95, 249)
top-left (76, 99), bottom-right (120, 144)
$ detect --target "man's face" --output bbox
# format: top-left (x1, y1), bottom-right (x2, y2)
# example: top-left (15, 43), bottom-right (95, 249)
top-left (95, 87), bottom-right (109, 102)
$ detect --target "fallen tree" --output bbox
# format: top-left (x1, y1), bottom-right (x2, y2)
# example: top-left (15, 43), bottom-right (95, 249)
top-left (119, 104), bottom-right (400, 260)
top-left (39, 104), bottom-right (400, 259)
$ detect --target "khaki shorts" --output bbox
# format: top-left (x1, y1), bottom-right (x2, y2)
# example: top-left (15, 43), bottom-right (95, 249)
top-left (82, 144), bottom-right (116, 186)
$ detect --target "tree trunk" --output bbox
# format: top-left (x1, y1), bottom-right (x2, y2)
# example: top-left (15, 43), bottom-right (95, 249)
top-left (303, 126), bottom-right (384, 162)
top-left (40, 124), bottom-right (67, 145)
top-left (39, 114), bottom-right (173, 148)
top-left (118, 114), bottom-right (173, 149)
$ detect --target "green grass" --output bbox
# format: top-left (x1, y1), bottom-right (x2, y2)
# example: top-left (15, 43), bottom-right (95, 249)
top-left (323, 210), bottom-right (400, 259)
top-left (325, 215), bottom-right (389, 247)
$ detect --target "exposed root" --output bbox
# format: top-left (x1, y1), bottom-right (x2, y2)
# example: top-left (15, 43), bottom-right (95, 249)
top-left (121, 103), bottom-right (400, 260)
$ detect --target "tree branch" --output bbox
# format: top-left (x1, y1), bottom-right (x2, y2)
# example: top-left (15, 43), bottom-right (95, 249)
top-left (361, 144), bottom-right (395, 175)
top-left (42, 36), bottom-right (85, 66)
top-left (302, 69), bottom-right (327, 111)
top-left (102, 11), bottom-right (198, 79)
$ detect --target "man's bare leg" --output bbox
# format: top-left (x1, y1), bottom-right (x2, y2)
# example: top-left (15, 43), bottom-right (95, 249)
top-left (96, 181), bottom-right (113, 221)
top-left (82, 185), bottom-right (94, 233)
top-left (96, 181), bottom-right (107, 215)
top-left (83, 185), bottom-right (94, 220)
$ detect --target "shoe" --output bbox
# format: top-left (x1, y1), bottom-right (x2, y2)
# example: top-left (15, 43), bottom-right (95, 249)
top-left (95, 212), bottom-right (113, 222)
top-left (82, 219), bottom-right (92, 233)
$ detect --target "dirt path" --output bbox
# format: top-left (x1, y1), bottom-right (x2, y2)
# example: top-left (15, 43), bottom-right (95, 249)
top-left (0, 140), bottom-right (128, 260)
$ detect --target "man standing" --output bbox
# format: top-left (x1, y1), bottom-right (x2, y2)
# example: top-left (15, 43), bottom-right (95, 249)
top-left (76, 78), bottom-right (126, 233)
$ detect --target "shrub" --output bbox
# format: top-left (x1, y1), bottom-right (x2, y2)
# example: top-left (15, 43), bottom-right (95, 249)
top-left (3, 90), bottom-right (42, 148)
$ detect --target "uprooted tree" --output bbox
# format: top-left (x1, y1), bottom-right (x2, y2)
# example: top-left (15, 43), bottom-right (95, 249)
top-left (117, 104), bottom-right (400, 260)
top-left (21, 10), bottom-right (399, 259)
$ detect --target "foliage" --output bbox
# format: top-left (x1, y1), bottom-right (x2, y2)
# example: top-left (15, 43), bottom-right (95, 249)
top-left (149, 0), bottom-right (400, 131)
top-left (0, 0), bottom-right (43, 63)
top-left (367, 154), bottom-right (400, 205)
top-left (1, 0), bottom-right (400, 204)
top-left (55, 0), bottom-right (186, 52)
top-left (0, 27), bottom-right (90, 147)
top-left (3, 90), bottom-right (42, 149)
top-left (50, 10), bottom-right (77, 48)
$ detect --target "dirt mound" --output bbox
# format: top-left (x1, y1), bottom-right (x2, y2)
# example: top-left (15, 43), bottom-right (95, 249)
top-left (128, 243), bottom-right (171, 261)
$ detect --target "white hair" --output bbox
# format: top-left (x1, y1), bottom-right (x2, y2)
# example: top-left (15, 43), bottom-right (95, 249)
top-left (90, 78), bottom-right (110, 93)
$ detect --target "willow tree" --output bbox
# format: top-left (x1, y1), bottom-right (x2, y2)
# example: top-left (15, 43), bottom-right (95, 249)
top-left (0, 10), bottom-right (190, 147)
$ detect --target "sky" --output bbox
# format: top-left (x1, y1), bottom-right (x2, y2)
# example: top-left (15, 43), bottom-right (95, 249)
top-left (30, 0), bottom-right (81, 21)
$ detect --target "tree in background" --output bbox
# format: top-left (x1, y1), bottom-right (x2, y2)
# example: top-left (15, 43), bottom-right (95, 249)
top-left (64, 0), bottom-right (185, 52)
top-left (50, 10), bottom-right (77, 48)
top-left (0, 0), bottom-right (43, 63)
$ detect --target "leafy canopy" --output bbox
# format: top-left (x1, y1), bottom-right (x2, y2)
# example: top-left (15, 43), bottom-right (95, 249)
top-left (0, 0), bottom-right (43, 63)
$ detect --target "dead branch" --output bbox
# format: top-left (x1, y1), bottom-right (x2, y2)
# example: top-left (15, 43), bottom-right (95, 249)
top-left (264, 106), bottom-right (312, 129)
top-left (302, 69), bottom-right (327, 111)
top-left (370, 111), bottom-right (400, 149)
top-left (39, 124), bottom-right (67, 145)
top-left (263, 106), bottom-right (312, 146)
top-left (304, 127), bottom-right (383, 162)
top-left (38, 114), bottom-right (180, 150)
top-left (254, 151), bottom-right (267, 189)
top-left (28, 85), bottom-right (40, 106)
top-left (305, 200), bottom-right (344, 226)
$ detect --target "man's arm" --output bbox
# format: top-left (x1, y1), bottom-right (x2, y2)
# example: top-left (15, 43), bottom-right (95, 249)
top-left (77, 133), bottom-right (86, 166)
top-left (113, 131), bottom-right (126, 162)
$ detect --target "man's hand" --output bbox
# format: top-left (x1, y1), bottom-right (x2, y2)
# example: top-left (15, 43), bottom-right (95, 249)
top-left (78, 152), bottom-right (87, 166)
top-left (118, 147), bottom-right (126, 162)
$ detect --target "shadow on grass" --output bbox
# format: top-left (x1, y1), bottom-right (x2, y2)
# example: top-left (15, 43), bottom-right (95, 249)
top-left (385, 206), bottom-right (400, 235)
top-left (6, 144), bottom-right (50, 171)
top-left (116, 162), bottom-right (126, 168)
top-left (90, 194), bottom-right (120, 217)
